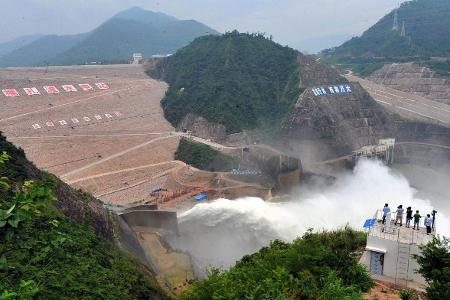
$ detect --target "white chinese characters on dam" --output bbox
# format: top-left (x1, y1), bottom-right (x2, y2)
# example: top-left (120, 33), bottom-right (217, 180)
top-left (312, 84), bottom-right (352, 96)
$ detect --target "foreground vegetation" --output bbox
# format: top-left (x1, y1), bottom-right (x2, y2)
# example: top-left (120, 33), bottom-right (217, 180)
top-left (180, 228), bottom-right (372, 299)
top-left (415, 237), bottom-right (450, 299)
top-left (0, 135), bottom-right (168, 299)
top-left (151, 31), bottom-right (302, 133)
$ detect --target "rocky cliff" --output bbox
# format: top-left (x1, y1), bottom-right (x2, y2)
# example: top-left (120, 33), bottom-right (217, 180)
top-left (279, 55), bottom-right (393, 161)
top-left (368, 63), bottom-right (450, 104)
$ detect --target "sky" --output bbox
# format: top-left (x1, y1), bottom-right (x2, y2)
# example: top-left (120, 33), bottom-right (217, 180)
top-left (0, 0), bottom-right (408, 52)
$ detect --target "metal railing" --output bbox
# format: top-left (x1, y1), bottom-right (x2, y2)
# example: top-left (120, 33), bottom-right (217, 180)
top-left (368, 209), bottom-right (435, 245)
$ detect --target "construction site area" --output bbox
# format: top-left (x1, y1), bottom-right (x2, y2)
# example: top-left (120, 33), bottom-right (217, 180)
top-left (0, 64), bottom-right (280, 212)
top-left (0, 64), bottom-right (302, 292)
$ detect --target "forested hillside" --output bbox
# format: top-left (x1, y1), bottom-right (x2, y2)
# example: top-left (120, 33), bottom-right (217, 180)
top-left (0, 133), bottom-right (168, 299)
top-left (151, 31), bottom-right (302, 133)
top-left (323, 0), bottom-right (450, 75)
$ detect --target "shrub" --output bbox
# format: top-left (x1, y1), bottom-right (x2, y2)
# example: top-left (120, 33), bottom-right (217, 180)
top-left (180, 228), bottom-right (371, 299)
top-left (399, 289), bottom-right (417, 300)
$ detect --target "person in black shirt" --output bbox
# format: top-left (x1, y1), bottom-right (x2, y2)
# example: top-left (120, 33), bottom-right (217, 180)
top-left (406, 207), bottom-right (413, 228)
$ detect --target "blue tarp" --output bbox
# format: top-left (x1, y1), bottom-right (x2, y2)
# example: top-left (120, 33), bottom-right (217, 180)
top-left (363, 218), bottom-right (376, 228)
top-left (194, 194), bottom-right (207, 201)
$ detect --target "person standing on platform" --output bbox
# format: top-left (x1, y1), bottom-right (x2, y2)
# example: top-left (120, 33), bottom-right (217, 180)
top-left (405, 207), bottom-right (413, 228)
top-left (424, 214), bottom-right (433, 235)
top-left (413, 210), bottom-right (421, 230)
top-left (394, 205), bottom-right (404, 226)
top-left (382, 203), bottom-right (390, 225)
top-left (432, 210), bottom-right (437, 229)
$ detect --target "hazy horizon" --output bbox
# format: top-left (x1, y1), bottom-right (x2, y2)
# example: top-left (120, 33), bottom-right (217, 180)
top-left (1, 0), bottom-right (408, 52)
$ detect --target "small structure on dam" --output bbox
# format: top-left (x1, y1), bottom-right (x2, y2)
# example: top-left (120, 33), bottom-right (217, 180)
top-left (121, 204), bottom-right (179, 234)
top-left (352, 138), bottom-right (396, 165)
top-left (235, 146), bottom-right (302, 192)
top-left (361, 209), bottom-right (435, 288)
top-left (263, 154), bottom-right (302, 191)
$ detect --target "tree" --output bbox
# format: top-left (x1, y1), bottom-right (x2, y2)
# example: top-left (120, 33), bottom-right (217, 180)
top-left (414, 237), bottom-right (450, 300)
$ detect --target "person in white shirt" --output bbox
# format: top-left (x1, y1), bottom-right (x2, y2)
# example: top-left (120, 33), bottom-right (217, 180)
top-left (424, 214), bottom-right (433, 235)
top-left (382, 203), bottom-right (390, 225)
top-left (394, 205), bottom-right (404, 226)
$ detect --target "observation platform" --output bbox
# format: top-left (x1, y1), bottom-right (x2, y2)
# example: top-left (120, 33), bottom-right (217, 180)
top-left (361, 209), bottom-right (436, 289)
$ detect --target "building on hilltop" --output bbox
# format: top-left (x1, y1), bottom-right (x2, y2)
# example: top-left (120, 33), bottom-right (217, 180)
top-left (132, 53), bottom-right (143, 64)
top-left (360, 209), bottom-right (436, 289)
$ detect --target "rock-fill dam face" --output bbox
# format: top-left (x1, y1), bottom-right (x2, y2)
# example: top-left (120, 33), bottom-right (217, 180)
top-left (368, 62), bottom-right (450, 105)
top-left (279, 54), bottom-right (393, 162)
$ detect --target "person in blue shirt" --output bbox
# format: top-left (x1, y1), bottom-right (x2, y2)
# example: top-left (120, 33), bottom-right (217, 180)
top-left (382, 203), bottom-right (390, 225)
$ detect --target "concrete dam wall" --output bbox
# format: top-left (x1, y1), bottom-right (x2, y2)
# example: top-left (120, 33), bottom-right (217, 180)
top-left (120, 210), bottom-right (179, 234)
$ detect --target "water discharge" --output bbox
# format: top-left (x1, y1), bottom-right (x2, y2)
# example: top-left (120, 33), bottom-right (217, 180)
top-left (169, 160), bottom-right (450, 274)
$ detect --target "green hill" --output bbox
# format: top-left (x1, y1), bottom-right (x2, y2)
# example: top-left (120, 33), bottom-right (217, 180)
top-left (323, 0), bottom-right (450, 75)
top-left (150, 31), bottom-right (302, 133)
top-left (0, 7), bottom-right (217, 67)
top-left (51, 12), bottom-right (217, 65)
top-left (0, 133), bottom-right (168, 299)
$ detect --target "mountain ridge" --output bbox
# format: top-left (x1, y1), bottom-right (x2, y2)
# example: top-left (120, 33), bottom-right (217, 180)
top-left (323, 0), bottom-right (450, 75)
top-left (0, 34), bottom-right (45, 57)
top-left (0, 7), bottom-right (218, 67)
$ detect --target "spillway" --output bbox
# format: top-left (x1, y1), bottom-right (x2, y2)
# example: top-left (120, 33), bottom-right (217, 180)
top-left (167, 159), bottom-right (450, 275)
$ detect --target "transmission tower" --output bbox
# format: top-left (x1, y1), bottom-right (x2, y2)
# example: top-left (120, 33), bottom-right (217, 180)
top-left (393, 9), bottom-right (399, 31)
top-left (401, 21), bottom-right (406, 37)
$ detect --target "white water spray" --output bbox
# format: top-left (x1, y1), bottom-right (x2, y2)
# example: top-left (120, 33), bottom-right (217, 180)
top-left (169, 160), bottom-right (450, 273)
